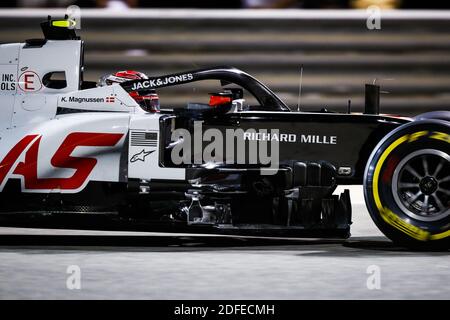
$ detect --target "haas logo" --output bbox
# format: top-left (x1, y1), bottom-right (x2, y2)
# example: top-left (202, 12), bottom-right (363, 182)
top-left (0, 132), bottom-right (123, 192)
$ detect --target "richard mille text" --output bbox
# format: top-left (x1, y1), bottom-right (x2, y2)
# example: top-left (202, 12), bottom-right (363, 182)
top-left (244, 132), bottom-right (337, 144)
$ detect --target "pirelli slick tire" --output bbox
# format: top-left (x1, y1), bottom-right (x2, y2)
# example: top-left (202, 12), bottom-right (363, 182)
top-left (364, 119), bottom-right (450, 248)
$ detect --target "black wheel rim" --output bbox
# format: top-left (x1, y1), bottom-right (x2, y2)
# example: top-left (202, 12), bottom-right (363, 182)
top-left (392, 149), bottom-right (450, 222)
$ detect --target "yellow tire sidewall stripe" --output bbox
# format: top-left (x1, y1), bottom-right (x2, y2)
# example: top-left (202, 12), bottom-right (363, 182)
top-left (372, 132), bottom-right (449, 241)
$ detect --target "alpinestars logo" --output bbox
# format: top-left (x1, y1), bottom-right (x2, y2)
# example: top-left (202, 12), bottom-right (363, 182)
top-left (131, 73), bottom-right (194, 90)
top-left (130, 149), bottom-right (154, 163)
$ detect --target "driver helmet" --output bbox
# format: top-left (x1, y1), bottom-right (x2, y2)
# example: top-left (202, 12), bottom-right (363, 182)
top-left (99, 70), bottom-right (160, 113)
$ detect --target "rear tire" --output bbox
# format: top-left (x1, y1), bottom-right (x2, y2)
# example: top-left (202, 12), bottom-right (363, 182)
top-left (364, 119), bottom-right (449, 248)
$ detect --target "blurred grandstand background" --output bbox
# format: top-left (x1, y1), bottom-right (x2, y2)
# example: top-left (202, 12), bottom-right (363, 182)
top-left (1, 4), bottom-right (450, 115)
top-left (2, 0), bottom-right (450, 9)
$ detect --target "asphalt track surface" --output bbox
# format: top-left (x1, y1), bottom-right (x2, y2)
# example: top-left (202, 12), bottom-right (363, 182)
top-left (0, 187), bottom-right (448, 300)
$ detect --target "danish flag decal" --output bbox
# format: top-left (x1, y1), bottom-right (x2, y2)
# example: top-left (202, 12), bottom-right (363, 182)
top-left (0, 132), bottom-right (123, 191)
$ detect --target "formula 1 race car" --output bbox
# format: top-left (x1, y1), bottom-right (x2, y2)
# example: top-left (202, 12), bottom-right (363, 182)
top-left (0, 17), bottom-right (448, 247)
